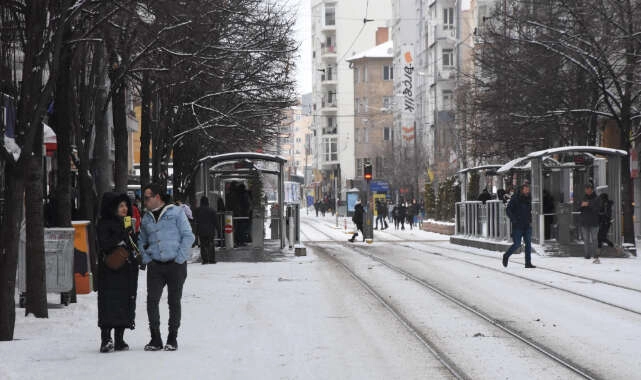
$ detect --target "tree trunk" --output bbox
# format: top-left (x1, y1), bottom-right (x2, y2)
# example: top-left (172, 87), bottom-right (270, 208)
top-left (140, 73), bottom-right (152, 188)
top-left (111, 67), bottom-right (129, 193)
top-left (0, 166), bottom-right (24, 340)
top-left (92, 45), bottom-right (112, 200)
top-left (24, 127), bottom-right (48, 318)
top-left (54, 30), bottom-right (74, 228)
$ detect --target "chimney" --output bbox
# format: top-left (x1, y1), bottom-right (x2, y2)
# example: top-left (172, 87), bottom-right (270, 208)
top-left (375, 27), bottom-right (389, 45)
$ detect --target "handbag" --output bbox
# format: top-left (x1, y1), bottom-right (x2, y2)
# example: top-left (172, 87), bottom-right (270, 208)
top-left (104, 246), bottom-right (129, 270)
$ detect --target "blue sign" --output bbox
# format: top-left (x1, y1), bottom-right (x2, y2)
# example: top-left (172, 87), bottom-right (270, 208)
top-left (370, 180), bottom-right (390, 193)
top-left (347, 192), bottom-right (359, 213)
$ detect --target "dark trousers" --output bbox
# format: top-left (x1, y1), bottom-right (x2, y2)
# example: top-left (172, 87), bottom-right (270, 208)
top-left (505, 226), bottom-right (532, 265)
top-left (147, 261), bottom-right (187, 332)
top-left (200, 235), bottom-right (216, 263)
top-left (351, 222), bottom-right (364, 241)
top-left (598, 223), bottom-right (613, 248)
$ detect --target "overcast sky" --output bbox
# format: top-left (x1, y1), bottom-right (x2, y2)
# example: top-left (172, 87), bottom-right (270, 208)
top-left (288, 0), bottom-right (312, 96)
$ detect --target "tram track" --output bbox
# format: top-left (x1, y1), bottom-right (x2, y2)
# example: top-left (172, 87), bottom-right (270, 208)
top-left (300, 220), bottom-right (600, 380)
top-left (305, 218), bottom-right (641, 314)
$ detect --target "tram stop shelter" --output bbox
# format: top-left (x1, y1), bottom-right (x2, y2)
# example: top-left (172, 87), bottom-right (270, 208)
top-left (195, 152), bottom-right (290, 255)
top-left (453, 146), bottom-right (628, 257)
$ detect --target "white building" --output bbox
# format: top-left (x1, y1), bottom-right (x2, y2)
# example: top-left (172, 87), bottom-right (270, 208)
top-left (310, 0), bottom-right (392, 200)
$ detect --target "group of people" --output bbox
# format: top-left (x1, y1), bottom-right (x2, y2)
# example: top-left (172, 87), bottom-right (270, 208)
top-left (347, 198), bottom-right (423, 242)
top-left (502, 182), bottom-right (614, 269)
top-left (314, 196), bottom-right (335, 217)
top-left (97, 185), bottom-right (226, 354)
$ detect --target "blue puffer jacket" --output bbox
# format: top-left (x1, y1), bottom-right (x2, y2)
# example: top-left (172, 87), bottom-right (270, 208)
top-left (139, 204), bottom-right (195, 264)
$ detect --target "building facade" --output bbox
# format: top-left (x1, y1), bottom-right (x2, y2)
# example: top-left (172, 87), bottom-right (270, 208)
top-left (310, 0), bottom-right (392, 202)
top-left (346, 39), bottom-right (394, 189)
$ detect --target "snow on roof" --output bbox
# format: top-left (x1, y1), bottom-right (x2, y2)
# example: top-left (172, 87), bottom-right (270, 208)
top-left (497, 156), bottom-right (531, 174)
top-left (199, 152), bottom-right (287, 164)
top-left (527, 146), bottom-right (627, 158)
top-left (456, 165), bottom-right (503, 174)
top-left (346, 40), bottom-right (393, 62)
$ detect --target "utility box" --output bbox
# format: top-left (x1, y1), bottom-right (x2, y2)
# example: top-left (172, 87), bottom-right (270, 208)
top-left (18, 227), bottom-right (75, 306)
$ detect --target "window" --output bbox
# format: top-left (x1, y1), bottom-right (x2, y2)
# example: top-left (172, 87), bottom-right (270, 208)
top-left (382, 96), bottom-right (392, 109)
top-left (354, 68), bottom-right (359, 83)
top-left (323, 137), bottom-right (338, 161)
top-left (384, 127), bottom-right (391, 141)
top-left (296, 160), bottom-right (301, 167)
top-left (362, 65), bottom-right (368, 82)
top-left (442, 49), bottom-right (454, 67)
top-left (442, 90), bottom-right (453, 109)
top-left (443, 8), bottom-right (454, 30)
top-left (296, 137), bottom-right (302, 143)
top-left (375, 157), bottom-right (384, 176)
top-left (355, 128), bottom-right (360, 143)
top-left (383, 65), bottom-right (393, 80)
top-left (364, 127), bottom-right (369, 143)
top-left (362, 98), bottom-right (368, 113)
top-left (356, 158), bottom-right (364, 177)
top-left (324, 6), bottom-right (335, 26)
top-left (355, 97), bottom-right (359, 113)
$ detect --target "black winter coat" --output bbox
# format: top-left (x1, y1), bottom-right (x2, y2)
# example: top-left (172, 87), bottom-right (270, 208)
top-left (97, 192), bottom-right (139, 330)
top-left (506, 192), bottom-right (532, 230)
top-left (579, 192), bottom-right (600, 227)
top-left (194, 206), bottom-right (218, 238)
top-left (352, 203), bottom-right (364, 227)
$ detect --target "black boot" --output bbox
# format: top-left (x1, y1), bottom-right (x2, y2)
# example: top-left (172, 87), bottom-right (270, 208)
top-left (100, 328), bottom-right (114, 353)
top-left (165, 330), bottom-right (178, 351)
top-left (144, 328), bottom-right (163, 351)
top-left (114, 328), bottom-right (129, 351)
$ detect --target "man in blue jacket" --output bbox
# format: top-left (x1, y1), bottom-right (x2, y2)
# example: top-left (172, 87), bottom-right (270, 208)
top-left (139, 184), bottom-right (195, 351)
top-left (503, 183), bottom-right (536, 268)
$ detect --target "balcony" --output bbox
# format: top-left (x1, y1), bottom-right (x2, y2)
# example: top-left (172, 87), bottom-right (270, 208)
top-left (320, 44), bottom-right (337, 61)
top-left (322, 124), bottom-right (337, 135)
top-left (321, 97), bottom-right (337, 112)
top-left (320, 69), bottom-right (337, 86)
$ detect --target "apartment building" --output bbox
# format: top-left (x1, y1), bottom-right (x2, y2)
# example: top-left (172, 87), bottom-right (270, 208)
top-left (310, 0), bottom-right (392, 201)
top-left (346, 38), bottom-right (394, 188)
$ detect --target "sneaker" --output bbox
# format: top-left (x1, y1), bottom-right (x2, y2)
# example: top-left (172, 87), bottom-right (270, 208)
top-left (584, 256), bottom-right (591, 259)
top-left (502, 254), bottom-right (508, 268)
top-left (100, 338), bottom-right (114, 353)
top-left (164, 331), bottom-right (178, 351)
top-left (593, 258), bottom-right (601, 264)
top-left (144, 330), bottom-right (163, 351)
top-left (525, 264), bottom-right (536, 268)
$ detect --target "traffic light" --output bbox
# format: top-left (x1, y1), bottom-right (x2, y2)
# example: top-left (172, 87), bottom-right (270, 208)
top-left (364, 162), bottom-right (373, 182)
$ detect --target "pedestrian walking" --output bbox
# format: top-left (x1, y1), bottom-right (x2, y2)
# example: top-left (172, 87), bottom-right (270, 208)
top-left (387, 202), bottom-right (394, 224)
top-left (392, 204), bottom-right (400, 230)
top-left (97, 192), bottom-right (140, 353)
top-left (407, 200), bottom-right (417, 230)
top-left (399, 202), bottom-right (407, 230)
top-left (139, 183), bottom-right (195, 351)
top-left (348, 200), bottom-right (365, 242)
top-left (502, 183), bottom-right (536, 268)
top-left (194, 196), bottom-right (218, 264)
top-left (598, 193), bottom-right (614, 249)
top-left (579, 184), bottom-right (601, 263)
top-left (375, 200), bottom-right (386, 230)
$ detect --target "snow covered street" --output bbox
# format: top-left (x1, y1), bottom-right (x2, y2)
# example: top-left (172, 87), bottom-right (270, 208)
top-left (1, 212), bottom-right (640, 379)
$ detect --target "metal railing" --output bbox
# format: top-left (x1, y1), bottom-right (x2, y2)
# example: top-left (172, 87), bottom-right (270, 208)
top-left (455, 200), bottom-right (511, 241)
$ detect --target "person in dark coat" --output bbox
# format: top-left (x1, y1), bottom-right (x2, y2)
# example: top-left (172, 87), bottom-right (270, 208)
top-left (478, 188), bottom-right (491, 204)
top-left (407, 200), bottom-right (417, 230)
top-left (194, 196), bottom-right (218, 264)
top-left (580, 184), bottom-right (602, 263)
top-left (542, 190), bottom-right (555, 240)
top-left (349, 200), bottom-right (365, 242)
top-left (97, 192), bottom-right (140, 353)
top-left (502, 184), bottom-right (536, 268)
top-left (598, 193), bottom-right (614, 249)
top-left (398, 202), bottom-right (407, 230)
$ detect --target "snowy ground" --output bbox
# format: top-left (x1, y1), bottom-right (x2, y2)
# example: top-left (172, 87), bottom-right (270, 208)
top-left (1, 211), bottom-right (640, 379)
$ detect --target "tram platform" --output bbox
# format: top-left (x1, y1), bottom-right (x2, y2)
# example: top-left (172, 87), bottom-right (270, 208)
top-left (192, 240), bottom-right (299, 263)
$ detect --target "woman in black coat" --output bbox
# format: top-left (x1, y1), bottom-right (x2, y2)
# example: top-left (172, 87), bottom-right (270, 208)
top-left (97, 192), bottom-right (139, 353)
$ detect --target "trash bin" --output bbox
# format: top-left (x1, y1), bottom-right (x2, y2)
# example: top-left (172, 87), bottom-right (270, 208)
top-left (72, 221), bottom-right (92, 294)
top-left (18, 227), bottom-right (75, 307)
